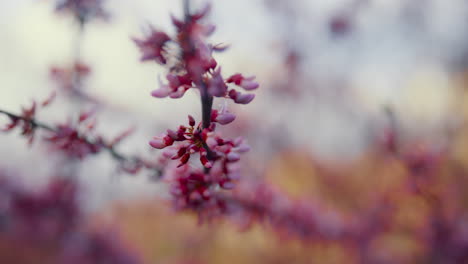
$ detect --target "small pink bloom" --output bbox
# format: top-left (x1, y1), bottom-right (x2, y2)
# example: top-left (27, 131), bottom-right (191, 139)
top-left (227, 74), bottom-right (259, 90)
top-left (200, 155), bottom-right (212, 168)
top-left (188, 115), bottom-right (196, 127)
top-left (240, 78), bottom-right (259, 90)
top-left (151, 88), bottom-right (170, 98)
top-left (206, 137), bottom-right (218, 149)
top-left (226, 73), bottom-right (243, 84)
top-left (149, 138), bottom-right (166, 149)
top-left (149, 134), bottom-right (173, 149)
top-left (177, 153), bottom-right (191, 167)
top-left (169, 87), bottom-right (187, 98)
top-left (215, 112), bottom-right (236, 125)
top-left (228, 90), bottom-right (255, 104)
top-left (152, 77), bottom-right (171, 98)
top-left (134, 28), bottom-right (171, 64)
top-left (207, 68), bottom-right (227, 97)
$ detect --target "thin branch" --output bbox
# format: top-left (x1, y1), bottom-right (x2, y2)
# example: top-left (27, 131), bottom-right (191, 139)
top-left (183, 0), bottom-right (191, 19)
top-left (0, 109), bottom-right (54, 131)
top-left (0, 108), bottom-right (161, 176)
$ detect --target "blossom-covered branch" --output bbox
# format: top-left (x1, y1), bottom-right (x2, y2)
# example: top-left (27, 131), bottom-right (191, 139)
top-left (0, 106), bottom-right (160, 175)
top-left (134, 0), bottom-right (258, 214)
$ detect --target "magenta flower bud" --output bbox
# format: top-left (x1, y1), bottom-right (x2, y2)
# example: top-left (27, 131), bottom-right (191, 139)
top-left (188, 115), bottom-right (196, 127)
top-left (149, 134), bottom-right (174, 149)
top-left (133, 28), bottom-right (170, 64)
top-left (152, 77), bottom-right (171, 98)
top-left (149, 138), bottom-right (166, 149)
top-left (229, 90), bottom-right (255, 104)
top-left (227, 74), bottom-right (259, 90)
top-left (237, 93), bottom-right (255, 104)
top-left (206, 137), bottom-right (218, 149)
top-left (177, 153), bottom-right (191, 167)
top-left (215, 112), bottom-right (236, 125)
top-left (151, 88), bottom-right (170, 98)
top-left (207, 68), bottom-right (227, 97)
top-left (172, 147), bottom-right (187, 160)
top-left (169, 86), bottom-right (188, 98)
top-left (233, 136), bottom-right (243, 146)
top-left (166, 129), bottom-right (178, 139)
top-left (200, 155), bottom-right (212, 168)
top-left (226, 73), bottom-right (243, 84)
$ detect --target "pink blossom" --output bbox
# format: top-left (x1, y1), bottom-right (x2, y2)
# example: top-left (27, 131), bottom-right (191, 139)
top-left (227, 73), bottom-right (259, 90)
top-left (216, 112), bottom-right (236, 125)
top-left (211, 109), bottom-right (236, 125)
top-left (228, 89), bottom-right (255, 104)
top-left (207, 68), bottom-right (228, 97)
top-left (152, 74), bottom-right (192, 99)
top-left (133, 28), bottom-right (171, 64)
top-left (149, 133), bottom-right (174, 149)
top-left (227, 152), bottom-right (241, 162)
top-left (151, 87), bottom-right (171, 98)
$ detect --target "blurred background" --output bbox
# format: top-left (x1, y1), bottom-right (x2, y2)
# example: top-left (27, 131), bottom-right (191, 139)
top-left (1, 0), bottom-right (468, 263)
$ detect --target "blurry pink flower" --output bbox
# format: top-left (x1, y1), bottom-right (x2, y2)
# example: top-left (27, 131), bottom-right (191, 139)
top-left (133, 28), bottom-right (171, 64)
top-left (211, 109), bottom-right (236, 125)
top-left (227, 74), bottom-right (259, 90)
top-left (228, 90), bottom-right (255, 104)
top-left (149, 134), bottom-right (174, 149)
top-left (207, 68), bottom-right (228, 97)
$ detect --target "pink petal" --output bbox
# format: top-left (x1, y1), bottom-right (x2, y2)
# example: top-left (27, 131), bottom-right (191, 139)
top-left (149, 138), bottom-right (166, 149)
top-left (151, 88), bottom-right (170, 98)
top-left (227, 152), bottom-right (241, 162)
top-left (234, 93), bottom-right (255, 104)
top-left (216, 112), bottom-right (236, 125)
top-left (240, 79), bottom-right (259, 90)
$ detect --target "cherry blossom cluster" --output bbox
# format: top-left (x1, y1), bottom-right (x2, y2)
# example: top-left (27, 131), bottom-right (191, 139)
top-left (0, 173), bottom-right (141, 263)
top-left (44, 109), bottom-right (107, 159)
top-left (152, 116), bottom-right (249, 212)
top-left (134, 3), bottom-right (258, 214)
top-left (134, 6), bottom-right (258, 104)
